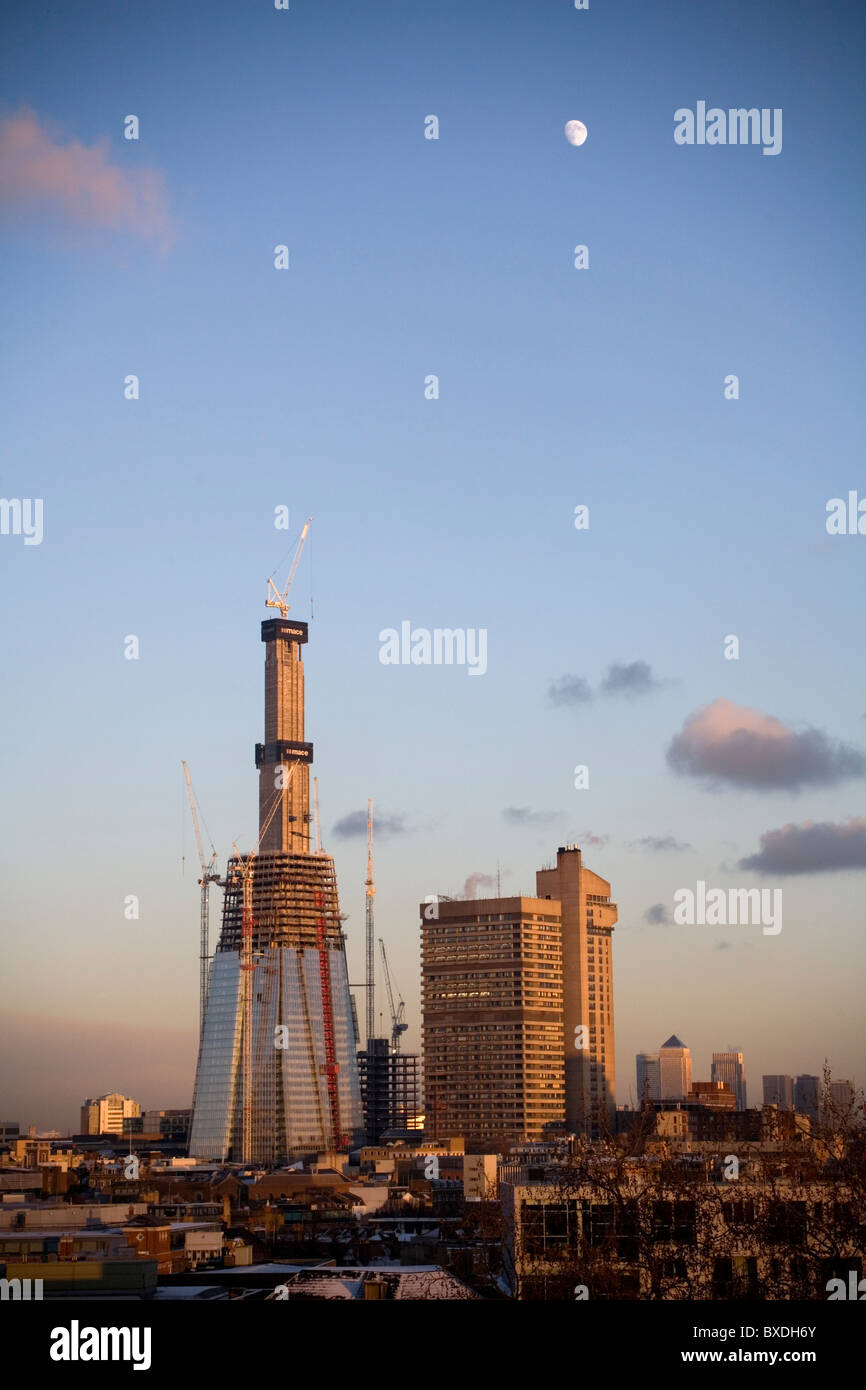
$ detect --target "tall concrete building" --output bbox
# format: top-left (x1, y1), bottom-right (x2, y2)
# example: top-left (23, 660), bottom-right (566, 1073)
top-left (421, 844), bottom-right (617, 1142)
top-left (711, 1051), bottom-right (747, 1110)
top-left (422, 895), bottom-right (565, 1141)
top-left (188, 610), bottom-right (364, 1163)
top-left (536, 846), bottom-right (617, 1137)
top-left (659, 1036), bottom-right (692, 1100)
top-left (80, 1094), bottom-right (141, 1136)
top-left (762, 1074), bottom-right (794, 1110)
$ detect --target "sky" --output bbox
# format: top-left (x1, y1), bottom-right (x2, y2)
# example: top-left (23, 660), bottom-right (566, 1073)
top-left (0, 0), bottom-right (864, 1132)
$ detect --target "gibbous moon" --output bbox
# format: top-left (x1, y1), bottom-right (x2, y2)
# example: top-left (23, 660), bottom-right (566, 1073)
top-left (564, 119), bottom-right (588, 147)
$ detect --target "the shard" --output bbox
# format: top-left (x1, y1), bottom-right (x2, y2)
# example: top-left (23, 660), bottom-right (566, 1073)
top-left (188, 613), bottom-right (364, 1162)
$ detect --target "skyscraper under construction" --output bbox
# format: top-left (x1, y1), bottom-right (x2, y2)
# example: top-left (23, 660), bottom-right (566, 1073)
top-left (188, 597), bottom-right (364, 1163)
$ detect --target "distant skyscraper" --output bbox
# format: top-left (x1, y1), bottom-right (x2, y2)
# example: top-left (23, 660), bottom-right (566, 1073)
top-left (80, 1093), bottom-right (140, 1136)
top-left (827, 1079), bottom-right (855, 1116)
top-left (762, 1074), bottom-right (793, 1110)
top-left (659, 1036), bottom-right (692, 1100)
top-left (711, 1051), bottom-right (747, 1110)
top-left (636, 1053), bottom-right (661, 1103)
top-left (794, 1074), bottom-right (819, 1119)
top-left (188, 607), bottom-right (364, 1162)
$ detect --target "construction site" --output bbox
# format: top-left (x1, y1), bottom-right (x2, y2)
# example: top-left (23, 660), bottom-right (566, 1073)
top-left (185, 523), bottom-right (418, 1165)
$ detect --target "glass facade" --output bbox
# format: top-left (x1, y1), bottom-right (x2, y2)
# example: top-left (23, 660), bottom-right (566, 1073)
top-left (189, 945), bottom-right (363, 1161)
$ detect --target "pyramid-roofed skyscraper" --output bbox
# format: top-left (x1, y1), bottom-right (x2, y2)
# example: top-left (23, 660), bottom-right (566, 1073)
top-left (188, 606), bottom-right (364, 1163)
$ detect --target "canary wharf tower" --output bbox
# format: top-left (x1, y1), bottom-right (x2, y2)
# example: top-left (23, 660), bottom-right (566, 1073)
top-left (189, 600), bottom-right (364, 1163)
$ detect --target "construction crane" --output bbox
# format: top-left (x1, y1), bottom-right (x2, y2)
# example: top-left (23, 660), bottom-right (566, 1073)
top-left (313, 776), bottom-right (322, 854)
top-left (364, 798), bottom-right (375, 1045)
top-left (232, 766), bottom-right (295, 1164)
top-left (379, 938), bottom-right (408, 1052)
top-left (181, 761), bottom-right (221, 1043)
top-left (266, 516), bottom-right (312, 619)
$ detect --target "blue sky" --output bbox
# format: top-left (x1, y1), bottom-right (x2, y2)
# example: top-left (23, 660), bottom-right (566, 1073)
top-left (1, 0), bottom-right (864, 1129)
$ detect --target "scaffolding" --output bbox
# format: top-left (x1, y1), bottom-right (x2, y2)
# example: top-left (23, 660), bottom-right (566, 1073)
top-left (219, 852), bottom-right (343, 953)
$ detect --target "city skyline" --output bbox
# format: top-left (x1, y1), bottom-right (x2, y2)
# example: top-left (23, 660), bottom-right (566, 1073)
top-left (2, 0), bottom-right (865, 1132)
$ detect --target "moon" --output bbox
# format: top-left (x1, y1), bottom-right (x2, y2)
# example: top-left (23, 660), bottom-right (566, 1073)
top-left (564, 119), bottom-right (588, 147)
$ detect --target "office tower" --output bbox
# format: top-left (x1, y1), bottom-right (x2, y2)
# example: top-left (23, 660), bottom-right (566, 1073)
top-left (536, 845), bottom-right (617, 1138)
top-left (636, 1053), bottom-right (661, 1103)
top-left (79, 1094), bottom-right (141, 1136)
top-left (793, 1074), bottom-right (819, 1119)
top-left (188, 611), bottom-right (364, 1163)
top-left (422, 894), bottom-right (565, 1142)
top-left (421, 844), bottom-right (617, 1143)
top-left (762, 1074), bottom-right (794, 1110)
top-left (659, 1036), bottom-right (692, 1100)
top-left (827, 1079), bottom-right (855, 1114)
top-left (711, 1051), bottom-right (747, 1110)
top-left (357, 1038), bottom-right (421, 1143)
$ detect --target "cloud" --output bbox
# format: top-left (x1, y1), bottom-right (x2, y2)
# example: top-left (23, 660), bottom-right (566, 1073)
top-left (502, 806), bottom-right (558, 826)
top-left (549, 661), bottom-right (668, 706)
top-left (628, 835), bottom-right (693, 852)
top-left (600, 660), bottom-right (664, 698)
top-left (332, 809), bottom-right (406, 840)
top-left (463, 872), bottom-right (497, 898)
top-left (579, 830), bottom-right (609, 848)
top-left (644, 903), bottom-right (670, 925)
top-left (0, 109), bottom-right (173, 244)
top-left (666, 698), bottom-right (866, 791)
top-left (548, 675), bottom-right (592, 706)
top-left (738, 818), bottom-right (866, 875)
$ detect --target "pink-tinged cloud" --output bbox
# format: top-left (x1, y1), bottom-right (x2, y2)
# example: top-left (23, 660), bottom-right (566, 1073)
top-left (0, 109), bottom-right (173, 244)
top-left (739, 818), bottom-right (866, 874)
top-left (666, 698), bottom-right (866, 790)
top-left (463, 872), bottom-right (497, 898)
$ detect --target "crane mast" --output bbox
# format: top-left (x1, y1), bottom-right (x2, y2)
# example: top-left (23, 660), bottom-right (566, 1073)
top-left (181, 761), bottom-right (220, 1043)
top-left (313, 776), bottom-right (322, 854)
top-left (364, 798), bottom-right (375, 1044)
